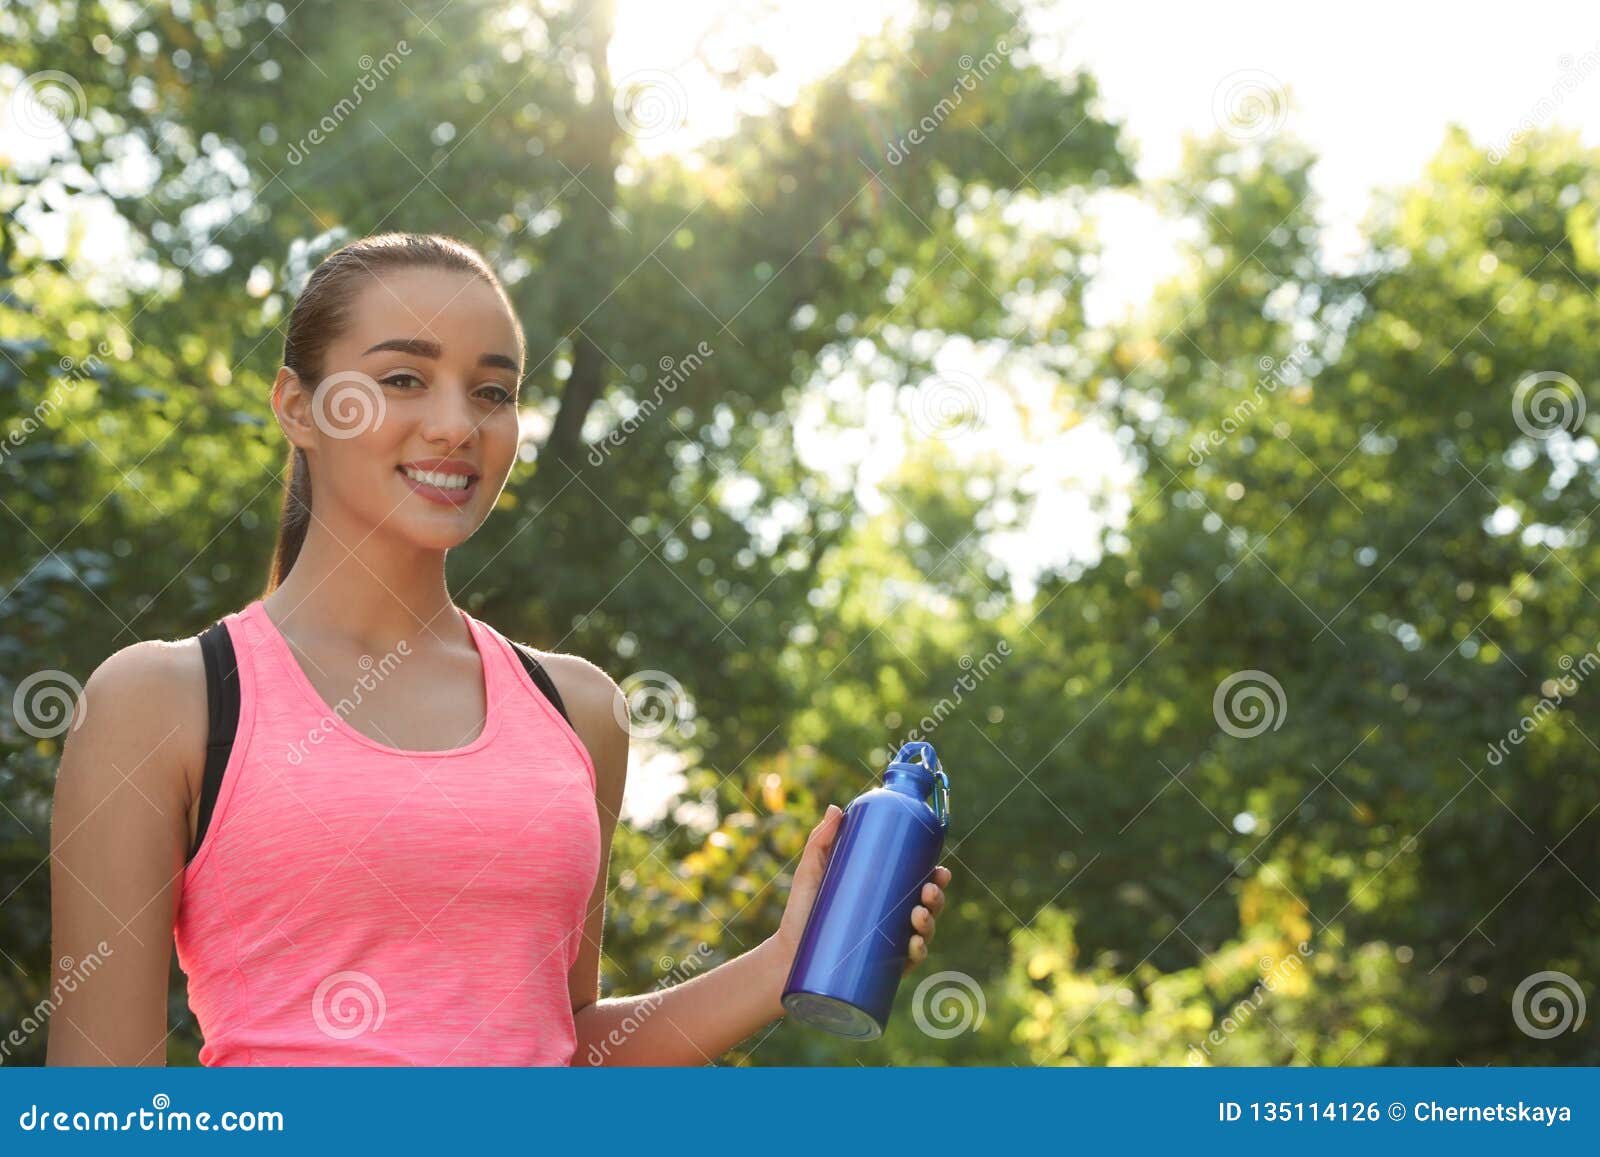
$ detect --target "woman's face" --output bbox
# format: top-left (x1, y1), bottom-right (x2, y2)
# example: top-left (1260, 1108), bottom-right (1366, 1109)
top-left (284, 266), bottom-right (524, 551)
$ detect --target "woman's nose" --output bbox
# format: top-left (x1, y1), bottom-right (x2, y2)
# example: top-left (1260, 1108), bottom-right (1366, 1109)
top-left (419, 382), bottom-right (480, 447)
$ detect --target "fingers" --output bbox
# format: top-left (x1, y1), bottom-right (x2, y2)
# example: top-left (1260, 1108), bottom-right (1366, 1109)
top-left (800, 805), bottom-right (843, 874)
top-left (905, 873), bottom-right (947, 972)
top-left (920, 864), bottom-right (950, 914)
top-left (905, 933), bottom-right (928, 972)
top-left (808, 804), bottom-right (842, 845)
top-left (904, 867), bottom-right (950, 974)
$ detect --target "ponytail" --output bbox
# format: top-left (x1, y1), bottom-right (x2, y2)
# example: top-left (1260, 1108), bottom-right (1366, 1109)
top-left (263, 444), bottom-right (314, 596)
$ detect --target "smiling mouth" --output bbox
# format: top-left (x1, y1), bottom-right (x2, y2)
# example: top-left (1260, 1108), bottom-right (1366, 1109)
top-left (397, 465), bottom-right (478, 490)
top-left (396, 465), bottom-right (480, 505)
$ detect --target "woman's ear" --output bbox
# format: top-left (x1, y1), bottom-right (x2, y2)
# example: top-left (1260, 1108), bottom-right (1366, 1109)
top-left (271, 367), bottom-right (316, 452)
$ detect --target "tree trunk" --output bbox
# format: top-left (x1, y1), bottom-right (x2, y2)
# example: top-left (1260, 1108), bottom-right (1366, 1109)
top-left (542, 0), bottom-right (619, 473)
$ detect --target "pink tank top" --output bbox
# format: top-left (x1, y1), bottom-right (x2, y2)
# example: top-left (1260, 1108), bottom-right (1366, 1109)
top-left (174, 599), bottom-right (601, 1066)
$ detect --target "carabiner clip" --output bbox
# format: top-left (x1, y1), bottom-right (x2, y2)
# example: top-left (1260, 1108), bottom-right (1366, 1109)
top-left (933, 768), bottom-right (951, 829)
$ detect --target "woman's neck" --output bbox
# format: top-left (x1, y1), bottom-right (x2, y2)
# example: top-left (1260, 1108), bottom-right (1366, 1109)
top-left (263, 520), bottom-right (460, 647)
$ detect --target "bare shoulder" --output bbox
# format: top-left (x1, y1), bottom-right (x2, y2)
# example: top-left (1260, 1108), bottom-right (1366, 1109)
top-left (533, 649), bottom-right (623, 720)
top-left (56, 636), bottom-right (208, 808)
top-left (517, 646), bottom-right (629, 804)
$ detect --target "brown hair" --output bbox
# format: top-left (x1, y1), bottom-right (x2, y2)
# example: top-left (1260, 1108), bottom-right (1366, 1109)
top-left (264, 233), bottom-right (524, 595)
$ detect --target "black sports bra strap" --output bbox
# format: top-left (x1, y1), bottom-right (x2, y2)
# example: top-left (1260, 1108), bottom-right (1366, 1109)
top-left (510, 641), bottom-right (572, 726)
top-left (190, 620), bottom-right (240, 864)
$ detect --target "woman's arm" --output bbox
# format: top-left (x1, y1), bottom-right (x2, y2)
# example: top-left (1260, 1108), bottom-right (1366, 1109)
top-left (547, 654), bottom-right (948, 1066)
top-left (46, 640), bottom-right (206, 1065)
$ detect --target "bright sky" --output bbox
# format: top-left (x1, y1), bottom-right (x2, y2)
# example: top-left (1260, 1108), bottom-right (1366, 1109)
top-left (611, 0), bottom-right (1600, 325)
top-left (1034, 0), bottom-right (1600, 324)
top-left (606, 2), bottom-right (1600, 624)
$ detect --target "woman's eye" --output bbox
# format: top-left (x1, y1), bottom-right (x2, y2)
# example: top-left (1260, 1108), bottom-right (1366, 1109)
top-left (381, 372), bottom-right (424, 390)
top-left (477, 385), bottom-right (515, 405)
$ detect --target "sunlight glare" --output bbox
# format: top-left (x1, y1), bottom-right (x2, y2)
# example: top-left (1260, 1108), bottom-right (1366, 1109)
top-left (609, 0), bottom-right (913, 155)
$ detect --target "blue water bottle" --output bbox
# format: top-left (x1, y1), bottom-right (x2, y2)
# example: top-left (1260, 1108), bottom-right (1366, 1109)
top-left (782, 740), bottom-right (951, 1039)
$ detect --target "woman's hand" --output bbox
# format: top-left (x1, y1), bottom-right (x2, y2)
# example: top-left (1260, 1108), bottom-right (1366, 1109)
top-left (773, 804), bottom-right (953, 976)
top-left (902, 864), bottom-right (954, 975)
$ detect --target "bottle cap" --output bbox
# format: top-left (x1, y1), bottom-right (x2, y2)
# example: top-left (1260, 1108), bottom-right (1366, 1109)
top-left (887, 741), bottom-right (950, 828)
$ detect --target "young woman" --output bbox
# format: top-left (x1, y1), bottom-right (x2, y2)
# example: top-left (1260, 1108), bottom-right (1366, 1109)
top-left (45, 233), bottom-right (951, 1066)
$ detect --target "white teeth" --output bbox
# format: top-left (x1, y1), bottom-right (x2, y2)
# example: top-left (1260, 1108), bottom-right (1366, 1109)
top-left (401, 466), bottom-right (471, 490)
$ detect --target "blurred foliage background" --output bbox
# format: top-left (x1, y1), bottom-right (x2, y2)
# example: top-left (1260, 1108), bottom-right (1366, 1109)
top-left (2, 0), bottom-right (1597, 1066)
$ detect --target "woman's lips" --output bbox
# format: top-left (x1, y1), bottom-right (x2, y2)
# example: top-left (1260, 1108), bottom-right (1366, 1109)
top-left (396, 466), bottom-right (479, 507)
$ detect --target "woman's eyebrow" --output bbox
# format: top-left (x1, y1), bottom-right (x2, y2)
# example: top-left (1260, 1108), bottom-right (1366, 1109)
top-left (364, 337), bottom-right (442, 358)
top-left (363, 338), bottom-right (517, 371)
